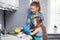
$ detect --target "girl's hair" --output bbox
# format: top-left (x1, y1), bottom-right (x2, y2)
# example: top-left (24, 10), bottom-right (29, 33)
top-left (30, 1), bottom-right (41, 12)
top-left (33, 16), bottom-right (42, 25)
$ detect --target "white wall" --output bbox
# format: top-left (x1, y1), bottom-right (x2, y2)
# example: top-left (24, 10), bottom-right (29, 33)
top-left (47, 0), bottom-right (60, 34)
top-left (6, 0), bottom-right (30, 32)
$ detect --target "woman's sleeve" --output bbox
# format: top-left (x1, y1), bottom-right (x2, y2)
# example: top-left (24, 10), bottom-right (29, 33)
top-left (27, 12), bottom-right (32, 19)
top-left (40, 13), bottom-right (44, 21)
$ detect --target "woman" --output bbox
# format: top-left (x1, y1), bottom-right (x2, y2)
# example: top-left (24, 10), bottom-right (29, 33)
top-left (27, 1), bottom-right (48, 40)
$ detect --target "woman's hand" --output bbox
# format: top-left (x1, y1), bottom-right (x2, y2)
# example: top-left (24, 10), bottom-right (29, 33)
top-left (19, 27), bottom-right (23, 31)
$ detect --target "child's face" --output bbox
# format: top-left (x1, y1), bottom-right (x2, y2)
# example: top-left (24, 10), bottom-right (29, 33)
top-left (33, 17), bottom-right (42, 27)
top-left (30, 6), bottom-right (39, 14)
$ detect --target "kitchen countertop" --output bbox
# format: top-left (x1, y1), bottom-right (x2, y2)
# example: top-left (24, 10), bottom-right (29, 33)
top-left (1, 34), bottom-right (30, 40)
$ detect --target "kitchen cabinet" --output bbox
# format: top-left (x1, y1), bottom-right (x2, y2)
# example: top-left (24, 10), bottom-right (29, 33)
top-left (0, 0), bottom-right (19, 10)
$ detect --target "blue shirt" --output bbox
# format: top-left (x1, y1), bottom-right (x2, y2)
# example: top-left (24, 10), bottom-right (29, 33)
top-left (27, 12), bottom-right (44, 28)
top-left (27, 12), bottom-right (44, 22)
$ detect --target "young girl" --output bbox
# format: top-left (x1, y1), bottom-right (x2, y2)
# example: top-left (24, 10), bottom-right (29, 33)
top-left (30, 16), bottom-right (43, 40)
top-left (29, 16), bottom-right (43, 40)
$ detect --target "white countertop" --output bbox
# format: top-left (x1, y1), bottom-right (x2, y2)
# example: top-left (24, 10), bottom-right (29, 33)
top-left (1, 34), bottom-right (30, 40)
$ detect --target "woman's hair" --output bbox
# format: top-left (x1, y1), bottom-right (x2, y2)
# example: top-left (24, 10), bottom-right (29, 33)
top-left (34, 16), bottom-right (48, 40)
top-left (33, 16), bottom-right (42, 25)
top-left (30, 1), bottom-right (41, 12)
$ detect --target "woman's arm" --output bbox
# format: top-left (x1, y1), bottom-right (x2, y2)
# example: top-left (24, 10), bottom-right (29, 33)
top-left (27, 12), bottom-right (32, 22)
top-left (30, 27), bottom-right (40, 36)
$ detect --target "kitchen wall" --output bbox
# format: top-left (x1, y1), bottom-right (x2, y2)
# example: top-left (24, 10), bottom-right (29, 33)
top-left (0, 10), bottom-right (4, 30)
top-left (6, 0), bottom-right (30, 32)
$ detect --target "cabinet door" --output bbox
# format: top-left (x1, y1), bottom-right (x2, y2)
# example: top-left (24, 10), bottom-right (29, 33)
top-left (9, 0), bottom-right (19, 10)
top-left (0, 0), bottom-right (6, 10)
top-left (0, 0), bottom-right (19, 10)
top-left (0, 0), bottom-right (9, 10)
top-left (14, 0), bottom-right (19, 10)
top-left (9, 0), bottom-right (15, 9)
top-left (1, 0), bottom-right (6, 8)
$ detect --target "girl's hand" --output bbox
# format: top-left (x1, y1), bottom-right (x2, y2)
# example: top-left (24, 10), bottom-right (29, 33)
top-left (34, 15), bottom-right (38, 18)
top-left (30, 29), bottom-right (34, 32)
top-left (28, 35), bottom-right (32, 39)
